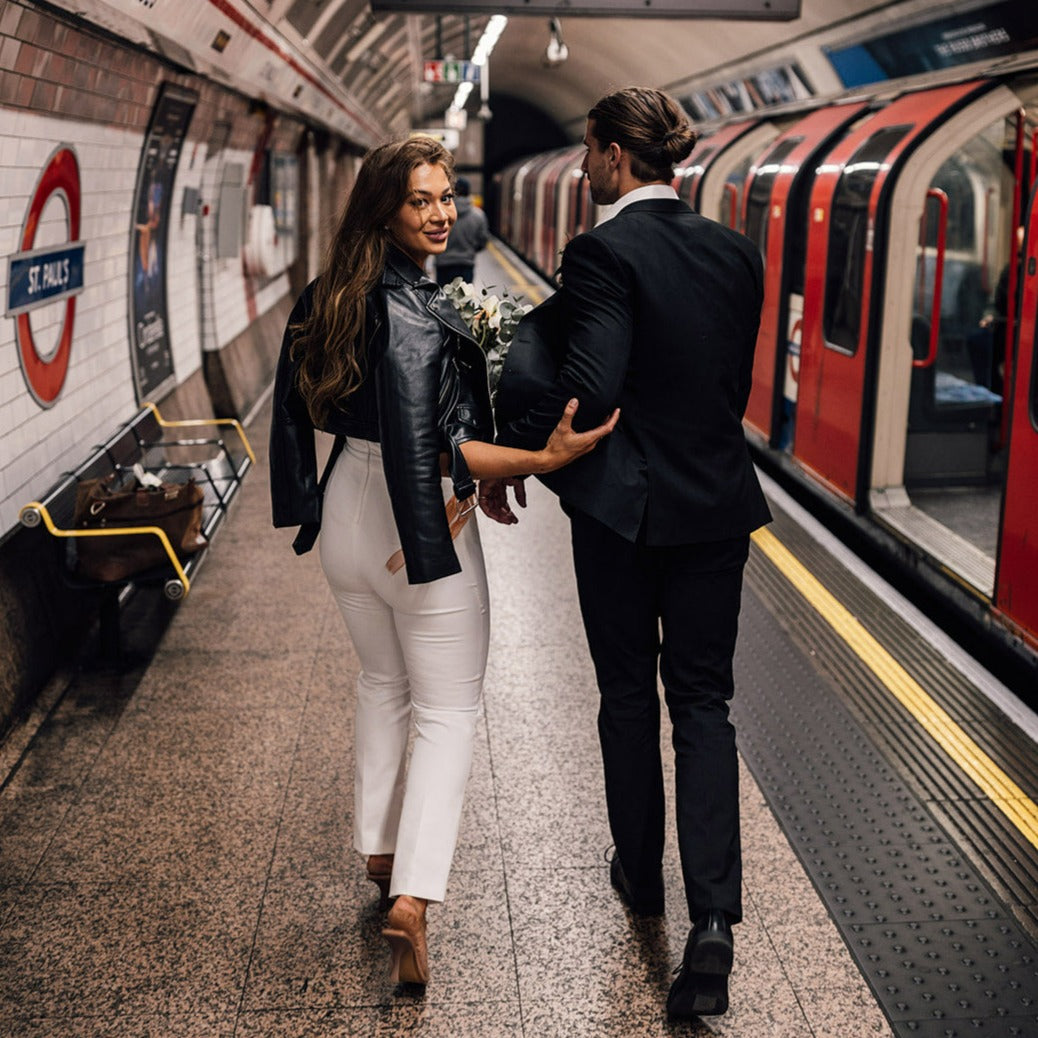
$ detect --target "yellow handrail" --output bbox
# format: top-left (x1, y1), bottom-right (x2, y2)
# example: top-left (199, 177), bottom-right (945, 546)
top-left (19, 501), bottom-right (191, 596)
top-left (142, 401), bottom-right (256, 465)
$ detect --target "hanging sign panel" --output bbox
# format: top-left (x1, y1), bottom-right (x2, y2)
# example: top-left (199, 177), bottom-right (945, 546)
top-left (423, 60), bottom-right (481, 83)
top-left (374, 0), bottom-right (798, 17)
top-left (825, 0), bottom-right (1038, 87)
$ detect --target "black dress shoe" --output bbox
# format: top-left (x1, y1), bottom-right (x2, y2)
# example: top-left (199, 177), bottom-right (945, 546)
top-left (608, 853), bottom-right (664, 917)
top-left (667, 910), bottom-right (733, 1019)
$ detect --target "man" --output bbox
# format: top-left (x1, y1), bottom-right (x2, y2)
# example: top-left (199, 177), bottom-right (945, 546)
top-left (482, 87), bottom-right (770, 1020)
top-left (435, 176), bottom-right (489, 285)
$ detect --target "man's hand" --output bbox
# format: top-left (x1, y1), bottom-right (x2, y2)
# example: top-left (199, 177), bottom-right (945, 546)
top-left (478, 477), bottom-right (527, 524)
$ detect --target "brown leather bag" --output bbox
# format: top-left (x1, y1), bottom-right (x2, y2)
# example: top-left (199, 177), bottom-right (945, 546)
top-left (72, 475), bottom-right (207, 582)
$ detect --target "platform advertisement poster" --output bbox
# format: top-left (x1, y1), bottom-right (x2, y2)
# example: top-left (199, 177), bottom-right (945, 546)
top-left (128, 83), bottom-right (197, 402)
top-left (271, 153), bottom-right (299, 256)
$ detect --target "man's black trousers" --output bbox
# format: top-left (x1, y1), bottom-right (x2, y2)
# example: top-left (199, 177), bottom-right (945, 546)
top-left (569, 508), bottom-right (748, 924)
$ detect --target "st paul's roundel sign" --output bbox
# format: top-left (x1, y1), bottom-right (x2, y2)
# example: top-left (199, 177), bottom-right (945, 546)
top-left (5, 145), bottom-right (86, 407)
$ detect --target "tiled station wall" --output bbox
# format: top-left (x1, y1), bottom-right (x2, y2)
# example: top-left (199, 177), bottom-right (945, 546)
top-left (0, 1), bottom-right (361, 734)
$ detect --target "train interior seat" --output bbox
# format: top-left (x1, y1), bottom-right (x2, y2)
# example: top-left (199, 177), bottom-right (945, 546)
top-left (906, 274), bottom-right (1001, 487)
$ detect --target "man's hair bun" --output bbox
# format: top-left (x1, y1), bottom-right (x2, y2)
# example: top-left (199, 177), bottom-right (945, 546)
top-left (588, 87), bottom-right (699, 182)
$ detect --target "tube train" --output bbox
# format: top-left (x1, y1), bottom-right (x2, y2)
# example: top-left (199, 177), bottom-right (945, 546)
top-left (493, 69), bottom-right (1038, 690)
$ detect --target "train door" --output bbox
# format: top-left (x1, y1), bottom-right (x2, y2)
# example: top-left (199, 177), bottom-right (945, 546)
top-left (530, 155), bottom-right (551, 272)
top-left (902, 118), bottom-right (1021, 488)
top-left (553, 146), bottom-right (584, 274)
top-left (566, 153), bottom-right (594, 240)
top-left (510, 159), bottom-right (536, 258)
top-left (743, 101), bottom-right (869, 446)
top-left (874, 85), bottom-right (1035, 598)
top-left (519, 161), bottom-right (543, 261)
top-left (697, 121), bottom-right (778, 227)
top-left (795, 80), bottom-right (1000, 505)
top-left (496, 165), bottom-right (519, 246)
top-left (995, 182), bottom-right (1038, 649)
top-left (525, 153), bottom-right (557, 265)
top-left (538, 150), bottom-right (578, 276)
top-left (672, 120), bottom-right (757, 213)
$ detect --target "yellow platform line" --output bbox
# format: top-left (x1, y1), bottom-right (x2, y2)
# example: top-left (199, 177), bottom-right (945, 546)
top-left (751, 525), bottom-right (1038, 850)
top-left (486, 240), bottom-right (550, 304)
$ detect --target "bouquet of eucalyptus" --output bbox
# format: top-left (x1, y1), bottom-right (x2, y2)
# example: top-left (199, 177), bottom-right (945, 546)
top-left (443, 278), bottom-right (532, 397)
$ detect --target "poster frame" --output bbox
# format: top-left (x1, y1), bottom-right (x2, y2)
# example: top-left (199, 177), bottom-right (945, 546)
top-left (127, 82), bottom-right (198, 403)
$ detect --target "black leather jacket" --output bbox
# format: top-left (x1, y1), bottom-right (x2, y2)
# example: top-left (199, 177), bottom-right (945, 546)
top-left (269, 246), bottom-right (493, 584)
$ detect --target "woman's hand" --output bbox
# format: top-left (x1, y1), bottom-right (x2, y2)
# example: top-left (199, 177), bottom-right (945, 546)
top-left (458, 400), bottom-right (618, 484)
top-left (538, 398), bottom-right (619, 473)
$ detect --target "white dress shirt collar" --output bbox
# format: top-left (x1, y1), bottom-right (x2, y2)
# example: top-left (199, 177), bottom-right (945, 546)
top-left (597, 184), bottom-right (679, 225)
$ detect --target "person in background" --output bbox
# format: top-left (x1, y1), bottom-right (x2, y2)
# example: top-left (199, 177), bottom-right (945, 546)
top-left (973, 225), bottom-right (1025, 395)
top-left (434, 176), bottom-right (489, 286)
top-left (483, 87), bottom-right (770, 1021)
top-left (269, 137), bottom-right (616, 990)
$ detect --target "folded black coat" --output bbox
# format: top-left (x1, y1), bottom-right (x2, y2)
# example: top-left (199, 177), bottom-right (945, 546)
top-left (494, 292), bottom-right (567, 429)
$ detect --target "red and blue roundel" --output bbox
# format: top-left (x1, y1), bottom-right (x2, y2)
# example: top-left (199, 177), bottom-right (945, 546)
top-left (5, 145), bottom-right (85, 408)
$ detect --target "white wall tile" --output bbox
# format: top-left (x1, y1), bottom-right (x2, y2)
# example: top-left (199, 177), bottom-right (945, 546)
top-left (1, 103), bottom-right (301, 537)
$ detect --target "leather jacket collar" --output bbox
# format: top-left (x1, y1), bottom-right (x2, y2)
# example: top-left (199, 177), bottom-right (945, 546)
top-left (383, 244), bottom-right (477, 346)
top-left (383, 243), bottom-right (432, 289)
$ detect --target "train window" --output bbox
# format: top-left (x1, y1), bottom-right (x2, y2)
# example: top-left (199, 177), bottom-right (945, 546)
top-left (914, 118), bottom-right (1015, 408)
top-left (824, 125), bottom-right (911, 353)
top-left (677, 146), bottom-right (716, 206)
top-left (687, 145), bottom-right (716, 175)
top-left (722, 157), bottom-right (757, 230)
top-left (745, 137), bottom-right (802, 257)
top-left (925, 158), bottom-right (975, 251)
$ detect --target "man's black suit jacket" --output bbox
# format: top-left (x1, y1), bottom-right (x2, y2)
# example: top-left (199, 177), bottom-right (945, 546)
top-left (497, 197), bottom-right (772, 545)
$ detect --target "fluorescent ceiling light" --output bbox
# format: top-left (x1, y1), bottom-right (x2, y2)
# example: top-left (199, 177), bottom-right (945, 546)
top-left (449, 15), bottom-right (507, 111)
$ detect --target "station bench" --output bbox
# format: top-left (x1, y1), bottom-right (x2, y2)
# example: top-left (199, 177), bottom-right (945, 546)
top-left (19, 403), bottom-right (254, 660)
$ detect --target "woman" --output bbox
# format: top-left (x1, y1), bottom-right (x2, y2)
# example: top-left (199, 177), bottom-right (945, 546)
top-left (269, 136), bottom-right (616, 987)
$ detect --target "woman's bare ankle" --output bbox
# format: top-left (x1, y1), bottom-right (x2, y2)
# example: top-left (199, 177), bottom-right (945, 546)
top-left (395, 894), bottom-right (428, 916)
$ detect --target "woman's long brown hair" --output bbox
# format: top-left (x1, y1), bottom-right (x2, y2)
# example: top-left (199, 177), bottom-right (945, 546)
top-left (291, 136), bottom-right (456, 425)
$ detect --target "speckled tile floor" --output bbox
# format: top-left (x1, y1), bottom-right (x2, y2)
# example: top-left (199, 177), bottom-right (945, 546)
top-left (0, 392), bottom-right (893, 1037)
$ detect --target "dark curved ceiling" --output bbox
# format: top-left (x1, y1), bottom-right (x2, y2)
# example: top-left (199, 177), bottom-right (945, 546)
top-left (66, 0), bottom-right (990, 145)
top-left (270, 0), bottom-right (500, 133)
top-left (267, 0), bottom-right (897, 137)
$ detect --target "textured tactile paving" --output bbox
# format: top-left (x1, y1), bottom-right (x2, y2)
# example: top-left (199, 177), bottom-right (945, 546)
top-left (734, 546), bottom-right (1038, 1038)
top-left (848, 918), bottom-right (1035, 1027)
top-left (746, 504), bottom-right (1038, 925)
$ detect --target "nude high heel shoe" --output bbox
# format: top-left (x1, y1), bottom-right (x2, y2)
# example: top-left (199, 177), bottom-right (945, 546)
top-left (382, 895), bottom-right (429, 984)
top-left (366, 854), bottom-right (394, 911)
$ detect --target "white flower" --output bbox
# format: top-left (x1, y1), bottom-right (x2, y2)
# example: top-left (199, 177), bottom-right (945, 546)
top-left (443, 280), bottom-right (532, 398)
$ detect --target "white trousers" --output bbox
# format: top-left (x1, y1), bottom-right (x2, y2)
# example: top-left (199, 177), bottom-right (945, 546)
top-left (319, 438), bottom-right (489, 903)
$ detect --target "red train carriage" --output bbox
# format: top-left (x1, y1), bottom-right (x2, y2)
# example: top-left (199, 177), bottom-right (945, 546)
top-left (495, 68), bottom-right (1038, 672)
top-left (996, 181), bottom-right (1038, 649)
top-left (742, 100), bottom-right (870, 446)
